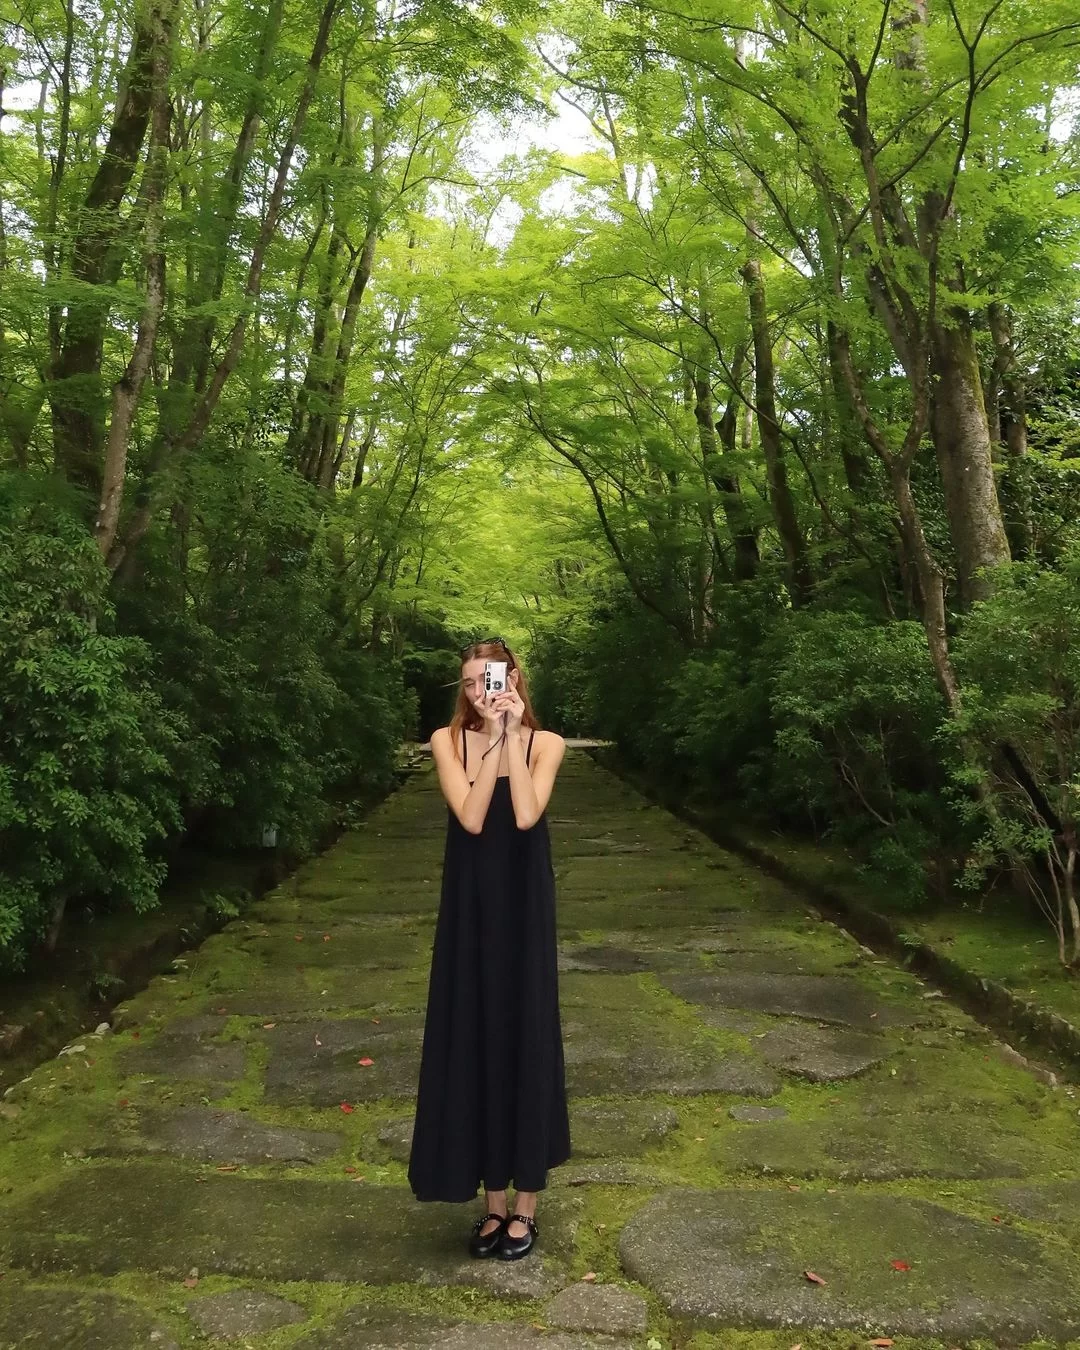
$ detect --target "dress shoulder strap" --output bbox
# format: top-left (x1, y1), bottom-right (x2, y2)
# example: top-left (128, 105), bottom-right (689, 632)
top-left (526, 729), bottom-right (535, 766)
top-left (462, 728), bottom-right (468, 772)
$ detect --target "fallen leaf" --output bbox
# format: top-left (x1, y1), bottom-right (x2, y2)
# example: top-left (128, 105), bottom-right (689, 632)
top-left (182, 1277), bottom-right (198, 1289)
top-left (340, 1102), bottom-right (355, 1113)
top-left (790, 1344), bottom-right (803, 1350)
top-left (131, 1031), bottom-right (140, 1039)
top-left (694, 1136), bottom-right (704, 1142)
top-left (215, 1164), bottom-right (240, 1172)
top-left (869, 1340), bottom-right (894, 1347)
top-left (294, 934), bottom-right (304, 942)
top-left (582, 1272), bottom-right (597, 1282)
top-left (117, 1099), bottom-right (129, 1108)
top-left (262, 1022), bottom-right (276, 1030)
top-left (787, 1184), bottom-right (801, 1192)
top-left (351, 1175), bottom-right (366, 1182)
top-left (344, 1166), bottom-right (357, 1174)
top-left (371, 1018), bottom-right (381, 1024)
top-left (314, 1035), bottom-right (322, 1047)
top-left (804, 1270), bottom-right (827, 1286)
top-left (358, 1057), bottom-right (375, 1067)
top-left (215, 1007), bottom-right (227, 1014)
top-left (889, 1260), bottom-right (911, 1271)
top-left (323, 934), bottom-right (331, 942)
top-left (991, 1215), bottom-right (1002, 1223)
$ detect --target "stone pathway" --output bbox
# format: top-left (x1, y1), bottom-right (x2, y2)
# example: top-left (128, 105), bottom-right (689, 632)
top-left (2, 752), bottom-right (1079, 1348)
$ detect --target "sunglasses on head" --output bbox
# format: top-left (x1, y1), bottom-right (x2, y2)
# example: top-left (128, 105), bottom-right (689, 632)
top-left (461, 636), bottom-right (509, 658)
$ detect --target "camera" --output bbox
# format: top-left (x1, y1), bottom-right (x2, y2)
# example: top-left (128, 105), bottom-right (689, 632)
top-left (484, 660), bottom-right (508, 696)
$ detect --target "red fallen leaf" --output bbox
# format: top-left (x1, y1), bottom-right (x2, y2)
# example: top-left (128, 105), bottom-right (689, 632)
top-left (804, 1270), bottom-right (827, 1286)
top-left (294, 934), bottom-right (304, 942)
top-left (358, 1057), bottom-right (374, 1067)
top-left (991, 1215), bottom-right (1002, 1223)
top-left (117, 1099), bottom-right (129, 1107)
top-left (215, 1007), bottom-right (227, 1014)
top-left (344, 1166), bottom-right (357, 1174)
top-left (182, 1277), bottom-right (198, 1289)
top-left (870, 1340), bottom-right (894, 1347)
top-left (131, 1031), bottom-right (140, 1039)
top-left (340, 1102), bottom-right (355, 1113)
top-left (890, 1260), bottom-right (911, 1271)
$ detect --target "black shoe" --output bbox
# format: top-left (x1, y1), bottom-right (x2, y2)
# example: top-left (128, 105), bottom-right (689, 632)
top-left (468, 1211), bottom-right (508, 1258)
top-left (497, 1212), bottom-right (537, 1261)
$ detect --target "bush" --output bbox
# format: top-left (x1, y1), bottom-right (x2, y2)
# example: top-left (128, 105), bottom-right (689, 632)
top-left (0, 476), bottom-right (182, 970)
top-left (950, 557), bottom-right (1080, 962)
top-left (768, 608), bottom-right (948, 904)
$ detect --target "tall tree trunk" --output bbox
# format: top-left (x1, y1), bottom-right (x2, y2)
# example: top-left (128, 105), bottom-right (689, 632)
top-left (742, 255), bottom-right (813, 605)
top-left (929, 303), bottom-right (1011, 604)
top-left (693, 350), bottom-right (759, 582)
top-left (987, 301), bottom-right (1033, 559)
top-left (108, 0), bottom-right (340, 573)
top-left (49, 5), bottom-right (166, 494)
top-left (95, 5), bottom-right (173, 559)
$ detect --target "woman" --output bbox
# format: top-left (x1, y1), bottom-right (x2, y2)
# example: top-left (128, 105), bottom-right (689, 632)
top-left (407, 638), bottom-right (571, 1261)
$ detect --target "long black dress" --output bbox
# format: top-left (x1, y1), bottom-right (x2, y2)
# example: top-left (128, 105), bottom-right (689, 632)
top-left (408, 727), bottom-right (572, 1202)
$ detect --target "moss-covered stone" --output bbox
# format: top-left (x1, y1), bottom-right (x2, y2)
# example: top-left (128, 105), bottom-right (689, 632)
top-left (0, 1282), bottom-right (179, 1349)
top-left (619, 1186), bottom-right (1080, 1340)
top-left (0, 1166), bottom-right (582, 1288)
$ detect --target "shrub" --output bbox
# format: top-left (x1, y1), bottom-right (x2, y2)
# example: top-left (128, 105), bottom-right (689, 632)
top-left (950, 557), bottom-right (1080, 964)
top-left (0, 476), bottom-right (182, 969)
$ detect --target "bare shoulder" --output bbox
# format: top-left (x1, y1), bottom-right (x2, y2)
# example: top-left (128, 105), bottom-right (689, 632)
top-left (533, 729), bottom-right (566, 759)
top-left (429, 726), bottom-right (453, 758)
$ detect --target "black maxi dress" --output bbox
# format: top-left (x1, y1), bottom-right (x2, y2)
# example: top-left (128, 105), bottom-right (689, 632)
top-left (407, 728), bottom-right (572, 1202)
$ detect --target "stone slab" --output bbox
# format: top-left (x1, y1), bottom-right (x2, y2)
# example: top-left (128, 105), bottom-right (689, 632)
top-left (0, 1167), bottom-right (581, 1294)
top-left (562, 1009), bottom-right (780, 1098)
top-left (263, 1015), bottom-right (425, 1104)
top-left (370, 1100), bottom-right (678, 1166)
top-left (118, 1015), bottom-right (248, 1081)
top-left (728, 1104), bottom-right (789, 1122)
top-left (114, 1106), bottom-right (343, 1164)
top-left (619, 1186), bottom-right (1080, 1340)
top-left (0, 1284), bottom-right (179, 1350)
top-left (755, 1023), bottom-right (891, 1082)
top-left (660, 971), bottom-right (920, 1029)
top-left (186, 1289), bottom-right (308, 1339)
top-left (569, 1101), bottom-right (679, 1156)
top-left (543, 1284), bottom-right (648, 1336)
top-left (294, 1303), bottom-right (629, 1350)
top-left (717, 1113), bottom-right (1045, 1180)
top-left (549, 1161), bottom-right (666, 1187)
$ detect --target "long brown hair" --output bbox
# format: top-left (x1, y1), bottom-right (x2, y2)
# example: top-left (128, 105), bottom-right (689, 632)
top-left (450, 640), bottom-right (541, 761)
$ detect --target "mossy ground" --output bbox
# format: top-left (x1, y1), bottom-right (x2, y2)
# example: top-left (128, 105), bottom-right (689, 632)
top-left (1, 753), bottom-right (1078, 1349)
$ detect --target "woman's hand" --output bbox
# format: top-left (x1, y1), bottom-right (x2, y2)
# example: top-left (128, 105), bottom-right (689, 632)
top-left (474, 688), bottom-right (506, 742)
top-left (494, 686), bottom-right (525, 736)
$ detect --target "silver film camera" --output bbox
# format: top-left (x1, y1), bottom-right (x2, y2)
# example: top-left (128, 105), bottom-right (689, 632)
top-left (483, 660), bottom-right (508, 696)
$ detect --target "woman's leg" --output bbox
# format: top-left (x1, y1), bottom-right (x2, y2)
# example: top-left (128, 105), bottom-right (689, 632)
top-left (479, 1187), bottom-right (509, 1236)
top-left (507, 1188), bottom-right (537, 1237)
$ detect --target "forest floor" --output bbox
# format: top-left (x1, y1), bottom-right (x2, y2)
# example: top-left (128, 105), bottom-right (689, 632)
top-left (2, 750), bottom-right (1079, 1350)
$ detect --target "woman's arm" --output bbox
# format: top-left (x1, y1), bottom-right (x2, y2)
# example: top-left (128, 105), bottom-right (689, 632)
top-left (507, 731), bottom-right (565, 830)
top-left (430, 726), bottom-right (503, 834)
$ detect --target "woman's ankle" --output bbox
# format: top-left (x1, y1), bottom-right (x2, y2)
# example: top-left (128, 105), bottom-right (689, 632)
top-left (511, 1189), bottom-right (537, 1217)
